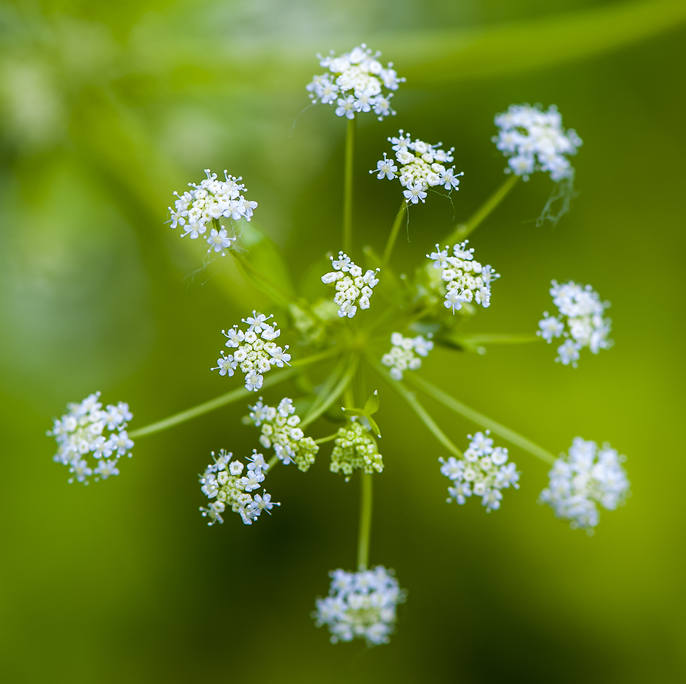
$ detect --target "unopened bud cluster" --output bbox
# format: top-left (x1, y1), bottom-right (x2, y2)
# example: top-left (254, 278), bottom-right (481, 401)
top-left (539, 438), bottom-right (629, 531)
top-left (330, 421), bottom-right (384, 479)
top-left (321, 251), bottom-right (380, 318)
top-left (49, 392), bottom-right (133, 484)
top-left (246, 397), bottom-right (319, 471)
top-left (381, 332), bottom-right (433, 380)
top-left (373, 130), bottom-right (463, 204)
top-left (306, 44), bottom-right (403, 121)
top-left (199, 449), bottom-right (278, 526)
top-left (494, 104), bottom-right (582, 181)
top-left (314, 566), bottom-right (405, 645)
top-left (440, 431), bottom-right (519, 512)
top-left (427, 241), bottom-right (499, 313)
top-left (168, 169), bottom-right (257, 255)
top-left (538, 280), bottom-right (612, 367)
top-left (212, 312), bottom-right (291, 391)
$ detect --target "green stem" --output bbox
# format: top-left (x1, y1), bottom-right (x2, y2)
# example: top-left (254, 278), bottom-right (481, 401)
top-left (407, 373), bottom-right (556, 464)
top-left (456, 333), bottom-right (540, 345)
top-left (301, 356), bottom-right (359, 428)
top-left (381, 201), bottom-right (408, 266)
top-left (129, 349), bottom-right (338, 440)
top-left (314, 433), bottom-right (338, 445)
top-left (343, 117), bottom-right (356, 252)
top-left (444, 174), bottom-right (519, 244)
top-left (370, 360), bottom-right (462, 457)
top-left (232, 251), bottom-right (291, 308)
top-left (357, 472), bottom-right (373, 571)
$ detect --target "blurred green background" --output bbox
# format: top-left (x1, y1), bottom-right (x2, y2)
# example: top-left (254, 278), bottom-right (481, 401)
top-left (2, 0), bottom-right (685, 682)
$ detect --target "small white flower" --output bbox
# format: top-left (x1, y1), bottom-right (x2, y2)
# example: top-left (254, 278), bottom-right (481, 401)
top-left (372, 130), bottom-right (463, 204)
top-left (330, 422), bottom-right (383, 479)
top-left (321, 252), bottom-right (380, 318)
top-left (537, 281), bottom-right (612, 367)
top-left (49, 392), bottom-right (134, 484)
top-left (540, 438), bottom-right (629, 531)
top-left (314, 566), bottom-right (405, 645)
top-left (381, 332), bottom-right (433, 380)
top-left (307, 44), bottom-right (404, 121)
top-left (439, 431), bottom-right (519, 512)
top-left (168, 169), bottom-right (256, 255)
top-left (494, 104), bottom-right (582, 181)
top-left (211, 311), bottom-right (291, 391)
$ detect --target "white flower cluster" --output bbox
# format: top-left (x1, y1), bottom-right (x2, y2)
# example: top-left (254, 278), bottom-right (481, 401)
top-left (314, 566), bottom-right (405, 645)
top-left (494, 104), bottom-right (582, 181)
top-left (212, 312), bottom-right (291, 391)
top-left (247, 397), bottom-right (319, 472)
top-left (168, 169), bottom-right (257, 255)
top-left (49, 392), bottom-right (133, 484)
top-left (199, 449), bottom-right (278, 526)
top-left (538, 280), bottom-right (612, 367)
top-left (427, 241), bottom-right (499, 313)
top-left (540, 438), bottom-right (629, 531)
top-left (306, 44), bottom-right (403, 121)
top-left (330, 422), bottom-right (384, 480)
top-left (381, 332), bottom-right (433, 380)
top-left (373, 130), bottom-right (463, 204)
top-left (321, 252), bottom-right (380, 318)
top-left (439, 431), bottom-right (519, 512)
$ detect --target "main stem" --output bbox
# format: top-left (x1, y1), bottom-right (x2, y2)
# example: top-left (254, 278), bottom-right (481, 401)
top-left (381, 201), bottom-right (408, 266)
top-left (444, 174), bottom-right (519, 244)
top-left (342, 118), bottom-right (356, 253)
top-left (357, 473), bottom-right (373, 571)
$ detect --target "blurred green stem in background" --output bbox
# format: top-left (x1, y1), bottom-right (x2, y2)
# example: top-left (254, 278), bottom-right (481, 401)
top-left (382, 201), bottom-right (409, 266)
top-left (357, 473), bottom-right (373, 571)
top-left (231, 250), bottom-right (292, 309)
top-left (446, 174), bottom-right (519, 244)
top-left (129, 348), bottom-right (339, 440)
top-left (301, 356), bottom-right (359, 428)
top-left (407, 374), bottom-right (556, 464)
top-left (343, 118), bottom-right (356, 252)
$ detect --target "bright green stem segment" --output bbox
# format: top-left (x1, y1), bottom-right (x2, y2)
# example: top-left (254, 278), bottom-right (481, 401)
top-left (407, 373), bottom-right (556, 464)
top-left (382, 201), bottom-right (408, 266)
top-left (343, 118), bottom-right (356, 252)
top-left (301, 357), bottom-right (359, 428)
top-left (445, 174), bottom-right (519, 244)
top-left (357, 473), bottom-right (373, 571)
top-left (375, 364), bottom-right (462, 457)
top-left (129, 349), bottom-right (338, 440)
top-left (457, 333), bottom-right (540, 345)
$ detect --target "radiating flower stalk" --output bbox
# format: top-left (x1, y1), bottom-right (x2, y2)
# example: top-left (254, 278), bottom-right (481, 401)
top-left (48, 46), bottom-right (629, 646)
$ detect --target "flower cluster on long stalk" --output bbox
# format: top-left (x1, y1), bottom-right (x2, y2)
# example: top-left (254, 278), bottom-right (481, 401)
top-left (48, 44), bottom-right (629, 647)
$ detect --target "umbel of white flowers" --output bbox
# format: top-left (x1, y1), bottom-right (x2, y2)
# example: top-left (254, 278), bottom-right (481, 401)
top-left (381, 332), bottom-right (434, 380)
top-left (49, 392), bottom-right (133, 484)
top-left (372, 130), bottom-right (463, 204)
top-left (427, 241), bottom-right (499, 313)
top-left (212, 312), bottom-right (291, 391)
top-left (314, 566), bottom-right (406, 645)
top-left (440, 431), bottom-right (520, 512)
top-left (306, 44), bottom-right (404, 120)
top-left (540, 437), bottom-right (629, 531)
top-left (494, 104), bottom-right (582, 181)
top-left (168, 169), bottom-right (257, 255)
top-left (538, 280), bottom-right (612, 367)
top-left (321, 251), bottom-right (380, 318)
top-left (246, 397), bottom-right (319, 471)
top-left (199, 449), bottom-right (279, 525)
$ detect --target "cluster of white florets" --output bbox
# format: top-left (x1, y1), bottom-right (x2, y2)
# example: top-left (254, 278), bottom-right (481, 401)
top-left (330, 422), bottom-right (384, 479)
top-left (538, 280), bottom-right (612, 367)
top-left (427, 241), bottom-right (499, 313)
top-left (440, 431), bottom-right (519, 512)
top-left (49, 392), bottom-right (133, 484)
top-left (540, 438), bottom-right (629, 531)
top-left (246, 397), bottom-right (319, 472)
top-left (494, 104), bottom-right (582, 181)
top-left (168, 169), bottom-right (257, 255)
top-left (199, 449), bottom-right (278, 526)
top-left (373, 130), bottom-right (463, 204)
top-left (314, 566), bottom-right (405, 645)
top-left (306, 44), bottom-right (403, 121)
top-left (381, 332), bottom-right (433, 380)
top-left (321, 252), bottom-right (380, 318)
top-left (212, 312), bottom-right (291, 391)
